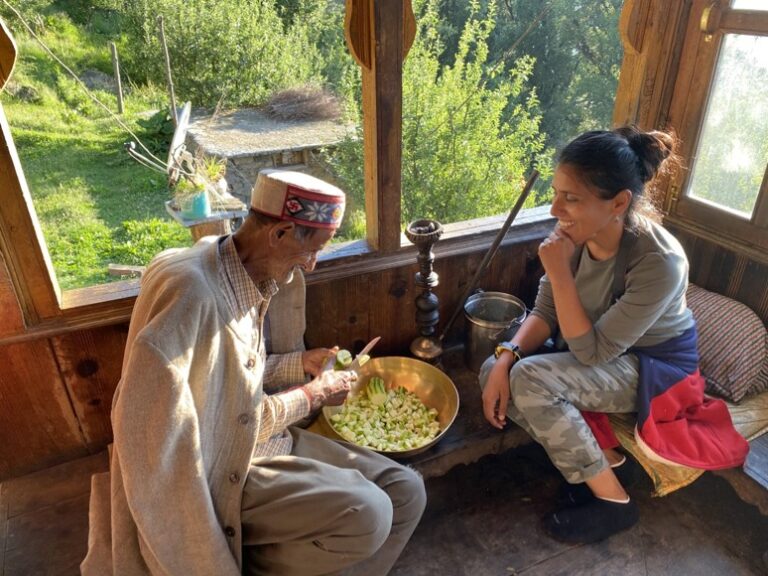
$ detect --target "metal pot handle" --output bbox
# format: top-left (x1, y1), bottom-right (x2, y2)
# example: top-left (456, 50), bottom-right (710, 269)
top-left (488, 316), bottom-right (524, 341)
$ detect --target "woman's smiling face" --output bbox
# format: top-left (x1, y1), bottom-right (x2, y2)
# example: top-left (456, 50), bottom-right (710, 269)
top-left (549, 163), bottom-right (624, 246)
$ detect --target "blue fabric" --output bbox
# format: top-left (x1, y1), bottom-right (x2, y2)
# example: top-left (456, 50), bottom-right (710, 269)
top-left (632, 326), bottom-right (699, 429)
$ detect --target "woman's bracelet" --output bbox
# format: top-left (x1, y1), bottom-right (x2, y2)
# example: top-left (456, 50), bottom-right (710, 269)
top-left (494, 342), bottom-right (522, 363)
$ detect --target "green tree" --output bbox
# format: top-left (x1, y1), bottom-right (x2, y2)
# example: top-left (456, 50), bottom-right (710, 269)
top-left (687, 36), bottom-right (768, 215)
top-left (437, 1), bottom-right (623, 150)
top-left (117, 0), bottom-right (324, 108)
top-left (490, 0), bottom-right (624, 149)
top-left (324, 0), bottom-right (550, 238)
top-left (0, 0), bottom-right (54, 24)
top-left (274, 0), bottom-right (357, 105)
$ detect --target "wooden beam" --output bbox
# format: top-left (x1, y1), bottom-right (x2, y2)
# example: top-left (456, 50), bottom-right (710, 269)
top-left (349, 0), bottom-right (406, 252)
top-left (0, 19), bottom-right (16, 91)
top-left (719, 10), bottom-right (768, 35)
top-left (613, 0), bottom-right (693, 129)
top-left (0, 104), bottom-right (61, 325)
top-left (0, 21), bottom-right (61, 326)
top-left (0, 250), bottom-right (24, 338)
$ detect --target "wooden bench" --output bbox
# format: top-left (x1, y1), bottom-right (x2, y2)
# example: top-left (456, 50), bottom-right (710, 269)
top-left (405, 350), bottom-right (767, 514)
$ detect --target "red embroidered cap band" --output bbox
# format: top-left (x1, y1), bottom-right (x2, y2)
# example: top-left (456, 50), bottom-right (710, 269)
top-left (250, 169), bottom-right (345, 229)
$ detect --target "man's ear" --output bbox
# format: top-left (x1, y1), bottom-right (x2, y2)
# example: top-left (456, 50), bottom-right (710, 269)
top-left (269, 221), bottom-right (295, 247)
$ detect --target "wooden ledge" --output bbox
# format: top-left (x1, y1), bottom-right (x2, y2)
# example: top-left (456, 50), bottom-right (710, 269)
top-left (310, 207), bottom-right (553, 285)
top-left (0, 209), bottom-right (553, 345)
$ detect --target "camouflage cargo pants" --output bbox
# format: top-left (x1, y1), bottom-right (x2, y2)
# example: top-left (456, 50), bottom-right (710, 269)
top-left (479, 351), bottom-right (639, 483)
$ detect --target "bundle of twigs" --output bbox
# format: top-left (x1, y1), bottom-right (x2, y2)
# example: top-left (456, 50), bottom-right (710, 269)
top-left (264, 85), bottom-right (342, 121)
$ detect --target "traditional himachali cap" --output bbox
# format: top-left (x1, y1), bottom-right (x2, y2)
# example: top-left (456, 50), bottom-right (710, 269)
top-left (250, 169), bottom-right (345, 229)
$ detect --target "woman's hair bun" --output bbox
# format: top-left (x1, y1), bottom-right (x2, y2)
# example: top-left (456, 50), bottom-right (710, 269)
top-left (615, 125), bottom-right (675, 183)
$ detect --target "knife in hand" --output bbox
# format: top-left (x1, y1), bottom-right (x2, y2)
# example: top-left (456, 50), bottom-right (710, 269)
top-left (349, 336), bottom-right (381, 372)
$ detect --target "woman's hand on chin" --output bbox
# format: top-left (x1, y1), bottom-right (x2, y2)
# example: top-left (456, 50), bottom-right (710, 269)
top-left (539, 227), bottom-right (576, 282)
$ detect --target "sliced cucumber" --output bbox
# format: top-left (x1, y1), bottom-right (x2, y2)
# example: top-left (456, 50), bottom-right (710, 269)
top-left (334, 349), bottom-right (353, 370)
top-left (366, 376), bottom-right (387, 406)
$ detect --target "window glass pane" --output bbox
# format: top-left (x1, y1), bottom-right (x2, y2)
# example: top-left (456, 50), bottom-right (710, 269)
top-left (731, 0), bottom-right (768, 10)
top-left (686, 34), bottom-right (768, 218)
top-left (394, 0), bottom-right (624, 228)
top-left (1, 2), bottom-right (362, 291)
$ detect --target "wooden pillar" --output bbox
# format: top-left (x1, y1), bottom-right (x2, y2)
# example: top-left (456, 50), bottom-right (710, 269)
top-left (345, 1), bottom-right (415, 252)
top-left (0, 23), bottom-right (61, 325)
top-left (613, 0), bottom-right (693, 216)
top-left (613, 0), bottom-right (693, 130)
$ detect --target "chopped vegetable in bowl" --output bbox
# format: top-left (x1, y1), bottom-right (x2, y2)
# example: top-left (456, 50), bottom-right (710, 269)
top-left (329, 379), bottom-right (441, 452)
top-left (321, 356), bottom-right (460, 457)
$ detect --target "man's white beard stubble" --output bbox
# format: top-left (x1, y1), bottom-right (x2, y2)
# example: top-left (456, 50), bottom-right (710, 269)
top-left (284, 266), bottom-right (300, 284)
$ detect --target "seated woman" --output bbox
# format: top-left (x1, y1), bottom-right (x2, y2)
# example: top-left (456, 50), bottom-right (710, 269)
top-left (479, 125), bottom-right (748, 544)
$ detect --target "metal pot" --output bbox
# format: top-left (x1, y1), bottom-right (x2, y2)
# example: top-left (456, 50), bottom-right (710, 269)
top-left (463, 291), bottom-right (527, 372)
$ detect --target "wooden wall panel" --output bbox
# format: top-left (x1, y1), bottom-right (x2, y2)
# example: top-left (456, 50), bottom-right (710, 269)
top-left (436, 250), bottom-right (478, 343)
top-left (50, 324), bottom-right (129, 452)
top-left (435, 241), bottom-right (543, 345)
top-left (739, 260), bottom-right (768, 322)
top-left (305, 240), bottom-right (544, 355)
top-left (670, 225), bottom-right (768, 324)
top-left (0, 232), bottom-right (544, 480)
top-left (336, 273), bottom-right (373, 353)
top-left (0, 339), bottom-right (87, 481)
top-left (0, 250), bottom-right (24, 338)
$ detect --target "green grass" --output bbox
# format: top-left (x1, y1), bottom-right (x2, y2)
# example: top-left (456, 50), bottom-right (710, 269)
top-left (1, 10), bottom-right (191, 290)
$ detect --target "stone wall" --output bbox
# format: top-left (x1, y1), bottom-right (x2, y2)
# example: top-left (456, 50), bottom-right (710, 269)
top-left (183, 108), bottom-right (355, 204)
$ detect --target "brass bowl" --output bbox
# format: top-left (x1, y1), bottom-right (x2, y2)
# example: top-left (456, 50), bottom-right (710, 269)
top-left (321, 356), bottom-right (460, 458)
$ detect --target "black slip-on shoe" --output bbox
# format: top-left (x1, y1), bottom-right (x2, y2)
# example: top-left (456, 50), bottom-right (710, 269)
top-left (542, 497), bottom-right (640, 544)
top-left (555, 456), bottom-right (637, 508)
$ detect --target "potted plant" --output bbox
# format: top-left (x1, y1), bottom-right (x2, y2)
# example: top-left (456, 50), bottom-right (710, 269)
top-left (201, 155), bottom-right (228, 196)
top-left (173, 176), bottom-right (211, 220)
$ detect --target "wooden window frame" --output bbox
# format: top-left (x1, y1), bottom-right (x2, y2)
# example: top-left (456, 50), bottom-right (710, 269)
top-left (663, 0), bottom-right (768, 259)
top-left (0, 1), bottom-right (554, 344)
top-left (0, 106), bottom-right (138, 339)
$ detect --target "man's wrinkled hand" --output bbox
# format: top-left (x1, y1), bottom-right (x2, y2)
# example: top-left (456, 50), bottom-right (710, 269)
top-left (303, 369), bottom-right (357, 411)
top-left (302, 347), bottom-right (339, 377)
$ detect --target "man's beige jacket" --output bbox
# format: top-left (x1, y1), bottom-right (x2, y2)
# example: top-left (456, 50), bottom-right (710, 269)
top-left (82, 238), bottom-right (273, 575)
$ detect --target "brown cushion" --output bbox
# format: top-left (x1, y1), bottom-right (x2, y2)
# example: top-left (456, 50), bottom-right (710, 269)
top-left (686, 283), bottom-right (768, 402)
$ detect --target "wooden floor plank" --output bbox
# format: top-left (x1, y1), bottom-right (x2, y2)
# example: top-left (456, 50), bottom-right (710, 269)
top-left (391, 447), bottom-right (768, 576)
top-left (2, 452), bottom-right (107, 519)
top-left (2, 441), bottom-right (766, 575)
top-left (4, 494), bottom-right (89, 576)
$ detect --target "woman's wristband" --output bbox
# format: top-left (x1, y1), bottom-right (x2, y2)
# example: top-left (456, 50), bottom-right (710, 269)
top-left (494, 342), bottom-right (522, 364)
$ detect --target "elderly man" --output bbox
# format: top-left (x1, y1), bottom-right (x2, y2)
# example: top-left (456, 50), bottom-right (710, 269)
top-left (82, 169), bottom-right (426, 576)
